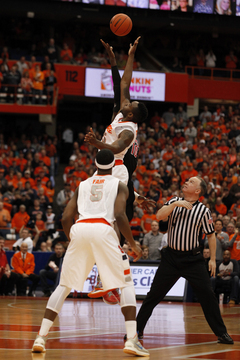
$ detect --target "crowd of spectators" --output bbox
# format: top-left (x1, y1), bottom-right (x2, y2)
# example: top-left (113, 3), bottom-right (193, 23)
top-left (0, 53), bottom-right (57, 104)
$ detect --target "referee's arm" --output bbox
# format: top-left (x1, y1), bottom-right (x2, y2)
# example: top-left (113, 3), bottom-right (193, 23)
top-left (156, 200), bottom-right (193, 221)
top-left (206, 232), bottom-right (217, 277)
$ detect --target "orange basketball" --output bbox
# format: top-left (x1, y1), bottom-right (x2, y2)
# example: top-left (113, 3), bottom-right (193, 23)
top-left (110, 13), bottom-right (132, 37)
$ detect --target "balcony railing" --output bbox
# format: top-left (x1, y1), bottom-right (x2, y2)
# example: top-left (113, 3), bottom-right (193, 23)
top-left (0, 84), bottom-right (57, 105)
top-left (185, 66), bottom-right (240, 81)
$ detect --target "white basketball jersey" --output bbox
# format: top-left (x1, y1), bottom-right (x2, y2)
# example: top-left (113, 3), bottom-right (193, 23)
top-left (101, 112), bottom-right (138, 160)
top-left (77, 174), bottom-right (119, 226)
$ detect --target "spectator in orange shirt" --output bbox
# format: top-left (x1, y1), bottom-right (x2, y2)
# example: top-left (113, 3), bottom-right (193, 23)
top-left (230, 197), bottom-right (240, 217)
top-left (32, 64), bottom-right (44, 104)
top-left (130, 211), bottom-right (142, 239)
top-left (16, 151), bottom-right (27, 172)
top-left (136, 158), bottom-right (147, 182)
top-left (226, 222), bottom-right (236, 241)
top-left (141, 206), bottom-right (157, 234)
top-left (224, 170), bottom-right (238, 190)
top-left (45, 180), bottom-right (55, 205)
top-left (21, 169), bottom-right (35, 187)
top-left (35, 213), bottom-right (47, 235)
top-left (226, 222), bottom-right (240, 262)
top-left (60, 43), bottom-right (73, 63)
top-left (39, 148), bottom-right (51, 168)
top-left (162, 144), bottom-right (174, 162)
top-left (181, 163), bottom-right (198, 185)
top-left (0, 201), bottom-right (11, 228)
top-left (11, 242), bottom-right (40, 296)
top-left (11, 204), bottom-right (30, 233)
top-left (215, 197), bottom-right (228, 216)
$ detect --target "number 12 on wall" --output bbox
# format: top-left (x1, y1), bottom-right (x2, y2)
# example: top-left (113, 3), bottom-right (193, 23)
top-left (65, 70), bottom-right (78, 82)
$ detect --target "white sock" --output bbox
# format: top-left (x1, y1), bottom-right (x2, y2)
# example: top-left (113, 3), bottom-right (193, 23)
top-left (39, 318), bottom-right (53, 337)
top-left (125, 320), bottom-right (137, 339)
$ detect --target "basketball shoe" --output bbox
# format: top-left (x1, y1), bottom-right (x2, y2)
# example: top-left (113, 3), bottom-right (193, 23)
top-left (123, 334), bottom-right (149, 356)
top-left (32, 334), bottom-right (47, 353)
top-left (102, 289), bottom-right (120, 305)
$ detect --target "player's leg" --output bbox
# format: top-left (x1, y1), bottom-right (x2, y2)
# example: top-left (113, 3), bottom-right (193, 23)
top-left (121, 285), bottom-right (149, 357)
top-left (32, 284), bottom-right (71, 352)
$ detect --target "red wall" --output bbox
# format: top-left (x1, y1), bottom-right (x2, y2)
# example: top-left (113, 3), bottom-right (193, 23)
top-left (4, 61), bottom-right (240, 105)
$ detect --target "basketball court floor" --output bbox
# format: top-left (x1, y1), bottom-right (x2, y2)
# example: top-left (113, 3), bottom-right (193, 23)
top-left (1, 296), bottom-right (240, 360)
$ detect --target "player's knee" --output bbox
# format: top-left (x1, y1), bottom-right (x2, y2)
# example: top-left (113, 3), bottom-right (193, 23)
top-left (120, 285), bottom-right (136, 308)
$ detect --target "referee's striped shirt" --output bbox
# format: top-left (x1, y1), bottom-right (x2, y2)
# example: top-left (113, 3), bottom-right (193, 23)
top-left (165, 197), bottom-right (215, 251)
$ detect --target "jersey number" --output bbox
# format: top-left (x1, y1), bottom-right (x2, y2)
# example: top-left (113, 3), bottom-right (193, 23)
top-left (131, 140), bottom-right (139, 158)
top-left (90, 185), bottom-right (103, 202)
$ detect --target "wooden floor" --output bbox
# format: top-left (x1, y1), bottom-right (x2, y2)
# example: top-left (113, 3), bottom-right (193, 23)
top-left (1, 296), bottom-right (240, 360)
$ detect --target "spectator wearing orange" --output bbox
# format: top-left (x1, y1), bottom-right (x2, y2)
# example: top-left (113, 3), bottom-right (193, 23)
top-left (21, 170), bottom-right (35, 187)
top-left (36, 169), bottom-right (50, 187)
top-left (140, 174), bottom-right (151, 196)
top-left (35, 213), bottom-right (47, 235)
top-left (0, 201), bottom-right (11, 228)
top-left (16, 151), bottom-right (27, 172)
top-left (33, 178), bottom-right (47, 196)
top-left (226, 222), bottom-right (236, 241)
top-left (63, 159), bottom-right (75, 183)
top-left (230, 198), bottom-right (240, 217)
top-left (218, 140), bottom-right (229, 156)
top-left (45, 180), bottom-right (54, 205)
top-left (11, 242), bottom-right (40, 296)
top-left (224, 170), bottom-right (238, 190)
top-left (11, 204), bottom-right (30, 233)
top-left (69, 173), bottom-right (81, 192)
top-left (69, 163), bottom-right (88, 182)
top-left (227, 222), bottom-right (240, 261)
top-left (180, 163), bottom-right (198, 185)
top-left (60, 43), bottom-right (73, 63)
top-left (209, 168), bottom-right (223, 185)
top-left (215, 197), bottom-right (228, 216)
top-left (20, 71), bottom-right (33, 104)
top-left (32, 64), bottom-right (44, 104)
top-left (162, 144), bottom-right (174, 162)
top-left (136, 158), bottom-right (147, 182)
top-left (130, 211), bottom-right (142, 239)
top-left (141, 207), bottom-right (157, 235)
top-left (39, 148), bottom-right (51, 168)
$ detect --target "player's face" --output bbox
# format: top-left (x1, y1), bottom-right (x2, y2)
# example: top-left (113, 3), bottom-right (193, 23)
top-left (121, 101), bottom-right (139, 117)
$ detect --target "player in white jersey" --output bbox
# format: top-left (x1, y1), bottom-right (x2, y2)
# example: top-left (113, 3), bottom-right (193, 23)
top-left (32, 149), bottom-right (149, 357)
top-left (85, 36), bottom-right (148, 185)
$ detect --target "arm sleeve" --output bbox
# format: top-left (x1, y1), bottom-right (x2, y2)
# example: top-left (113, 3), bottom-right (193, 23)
top-left (202, 209), bottom-right (215, 235)
top-left (164, 196), bottom-right (179, 206)
top-left (111, 65), bottom-right (121, 113)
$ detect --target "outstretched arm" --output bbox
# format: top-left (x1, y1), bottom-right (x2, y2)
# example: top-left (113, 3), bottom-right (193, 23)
top-left (120, 36), bottom-right (140, 108)
top-left (85, 128), bottom-right (134, 154)
top-left (101, 39), bottom-right (121, 119)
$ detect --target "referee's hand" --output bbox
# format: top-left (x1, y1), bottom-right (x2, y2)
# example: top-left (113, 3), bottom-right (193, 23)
top-left (208, 260), bottom-right (216, 277)
top-left (176, 200), bottom-right (193, 210)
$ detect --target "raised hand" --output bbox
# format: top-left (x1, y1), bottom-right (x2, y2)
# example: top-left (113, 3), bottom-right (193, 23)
top-left (84, 128), bottom-right (98, 146)
top-left (128, 36), bottom-right (141, 56)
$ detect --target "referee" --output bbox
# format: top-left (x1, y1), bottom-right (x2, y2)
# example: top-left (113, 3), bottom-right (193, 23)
top-left (136, 176), bottom-right (234, 344)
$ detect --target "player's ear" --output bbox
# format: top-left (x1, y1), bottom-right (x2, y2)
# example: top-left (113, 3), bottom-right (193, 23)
top-left (127, 112), bottom-right (133, 120)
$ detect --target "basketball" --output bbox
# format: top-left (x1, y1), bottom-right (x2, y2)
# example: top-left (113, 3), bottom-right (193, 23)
top-left (110, 14), bottom-right (132, 37)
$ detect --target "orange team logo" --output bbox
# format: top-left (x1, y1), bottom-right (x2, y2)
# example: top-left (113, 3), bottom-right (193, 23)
top-left (106, 124), bottom-right (112, 134)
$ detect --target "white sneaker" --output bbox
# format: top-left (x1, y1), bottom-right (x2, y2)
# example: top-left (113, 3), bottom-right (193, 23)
top-left (32, 334), bottom-right (47, 353)
top-left (123, 334), bottom-right (149, 357)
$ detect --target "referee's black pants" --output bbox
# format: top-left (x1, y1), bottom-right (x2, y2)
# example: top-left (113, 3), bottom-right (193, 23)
top-left (137, 246), bottom-right (227, 337)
